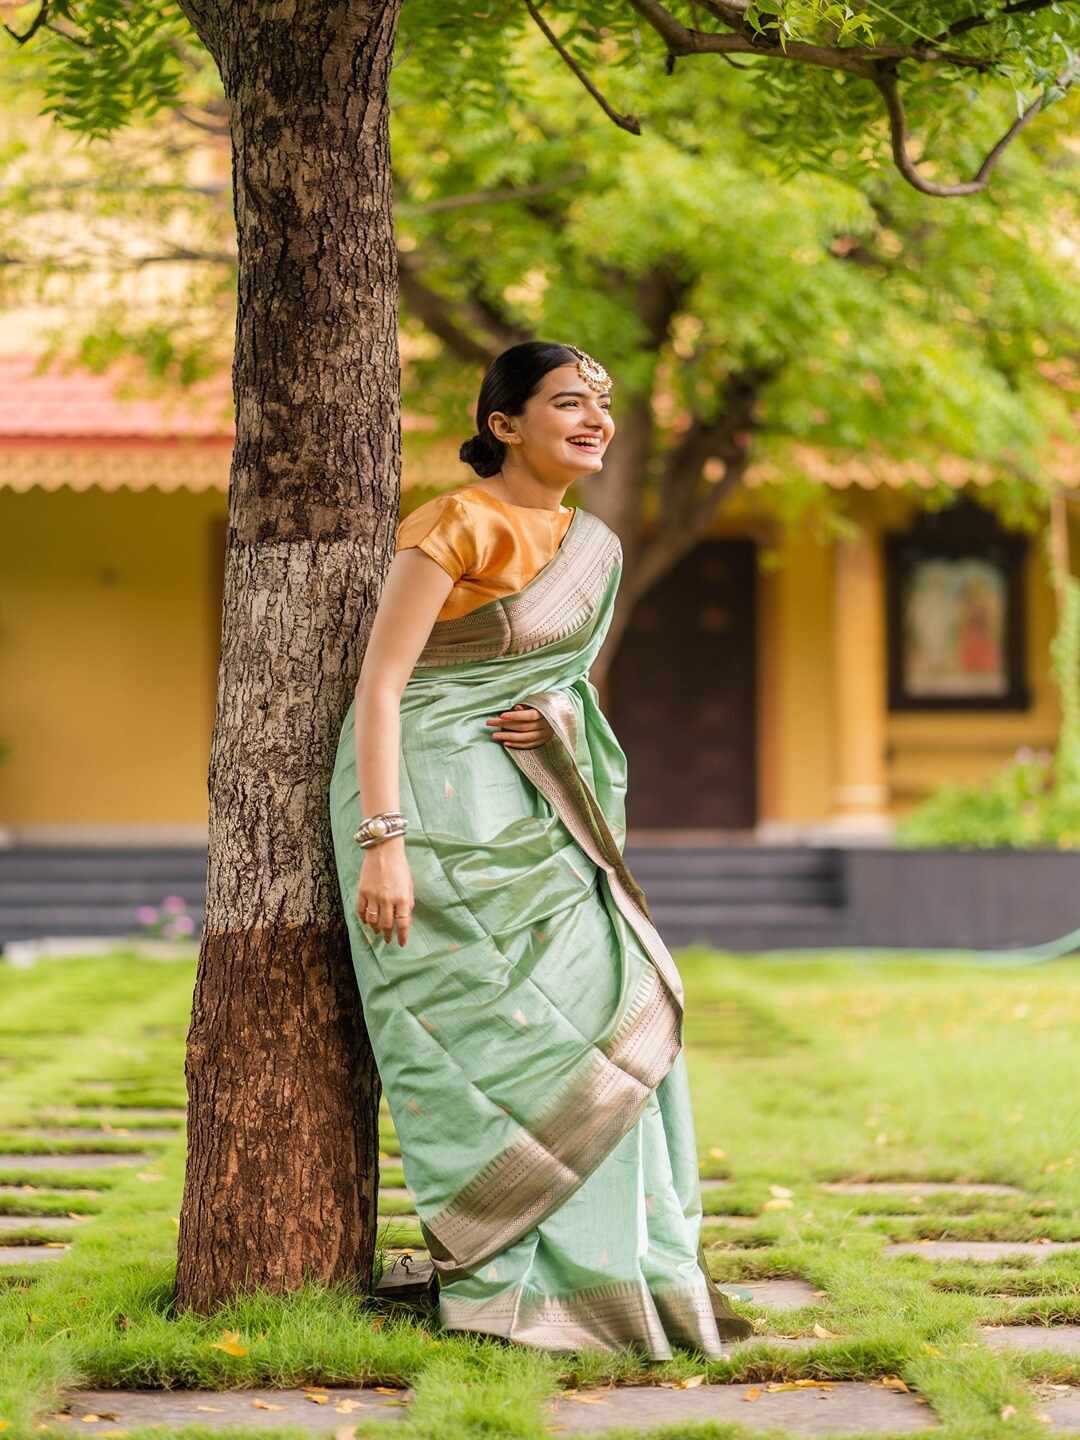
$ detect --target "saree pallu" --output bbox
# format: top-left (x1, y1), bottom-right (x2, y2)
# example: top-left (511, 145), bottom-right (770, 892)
top-left (329, 507), bottom-right (749, 1357)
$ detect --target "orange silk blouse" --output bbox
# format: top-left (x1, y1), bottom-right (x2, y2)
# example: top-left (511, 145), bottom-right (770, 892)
top-left (395, 484), bottom-right (575, 623)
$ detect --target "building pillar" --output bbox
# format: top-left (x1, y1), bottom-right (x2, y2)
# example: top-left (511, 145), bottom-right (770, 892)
top-left (830, 523), bottom-right (891, 834)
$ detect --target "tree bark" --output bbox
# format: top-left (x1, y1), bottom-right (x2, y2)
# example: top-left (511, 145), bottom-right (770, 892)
top-left (173, 0), bottom-right (403, 1313)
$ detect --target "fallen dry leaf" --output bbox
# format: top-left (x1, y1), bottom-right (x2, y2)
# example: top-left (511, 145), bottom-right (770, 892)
top-left (680, 1375), bottom-right (705, 1389)
top-left (765, 1381), bottom-right (836, 1392)
top-left (812, 1323), bottom-right (840, 1339)
top-left (208, 1329), bottom-right (248, 1357)
top-left (923, 1342), bottom-right (940, 1354)
top-left (335, 1400), bottom-right (364, 1414)
top-left (879, 1375), bottom-right (910, 1393)
top-left (561, 1392), bottom-right (611, 1405)
top-left (743, 1388), bottom-right (762, 1402)
top-left (1000, 1405), bottom-right (1017, 1421)
top-left (709, 1148), bottom-right (726, 1160)
top-left (303, 1393), bottom-right (330, 1404)
top-left (372, 1388), bottom-right (400, 1397)
top-left (194, 1406), bottom-right (225, 1413)
top-left (251, 1400), bottom-right (283, 1411)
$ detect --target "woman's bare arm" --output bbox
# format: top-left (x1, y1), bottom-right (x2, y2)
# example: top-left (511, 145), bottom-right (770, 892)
top-left (352, 548), bottom-right (454, 947)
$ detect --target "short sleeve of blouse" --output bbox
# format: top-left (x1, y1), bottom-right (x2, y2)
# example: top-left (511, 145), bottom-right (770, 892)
top-left (395, 494), bottom-right (477, 582)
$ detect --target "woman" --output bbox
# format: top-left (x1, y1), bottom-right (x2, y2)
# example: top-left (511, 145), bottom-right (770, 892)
top-left (329, 341), bottom-right (751, 1357)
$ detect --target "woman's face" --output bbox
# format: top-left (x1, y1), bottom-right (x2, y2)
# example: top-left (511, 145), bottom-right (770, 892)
top-left (489, 364), bottom-right (615, 478)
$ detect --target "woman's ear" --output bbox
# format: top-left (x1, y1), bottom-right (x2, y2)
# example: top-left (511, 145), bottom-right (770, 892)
top-left (488, 411), bottom-right (519, 444)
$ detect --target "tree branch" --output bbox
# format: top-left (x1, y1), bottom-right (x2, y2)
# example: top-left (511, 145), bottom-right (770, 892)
top-left (3, 0), bottom-right (48, 43)
top-left (874, 61), bottom-right (1078, 197)
top-left (395, 167), bottom-right (587, 215)
top-left (942, 0), bottom-right (1061, 41)
top-left (395, 249), bottom-right (528, 363)
top-left (562, 0), bottom-right (1079, 196)
top-left (524, 0), bottom-right (642, 132)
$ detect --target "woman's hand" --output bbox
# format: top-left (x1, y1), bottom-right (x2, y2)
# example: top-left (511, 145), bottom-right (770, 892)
top-left (487, 703), bottom-right (555, 749)
top-left (355, 837), bottom-right (414, 947)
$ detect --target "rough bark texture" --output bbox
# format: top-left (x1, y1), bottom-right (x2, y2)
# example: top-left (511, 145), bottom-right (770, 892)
top-left (173, 0), bottom-right (403, 1313)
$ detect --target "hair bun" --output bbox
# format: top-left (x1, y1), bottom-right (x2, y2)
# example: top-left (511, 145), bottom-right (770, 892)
top-left (459, 430), bottom-right (503, 478)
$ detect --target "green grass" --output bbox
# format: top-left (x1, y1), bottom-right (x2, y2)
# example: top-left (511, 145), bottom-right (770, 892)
top-left (0, 950), bottom-right (1077, 1439)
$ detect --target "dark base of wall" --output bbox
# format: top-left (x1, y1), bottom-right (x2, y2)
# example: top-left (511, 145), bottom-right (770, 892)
top-left (626, 844), bottom-right (1080, 954)
top-left (1, 844), bottom-right (1078, 957)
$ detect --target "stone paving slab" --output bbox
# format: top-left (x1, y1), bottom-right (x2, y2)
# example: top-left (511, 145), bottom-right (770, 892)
top-left (716, 1279), bottom-right (823, 1310)
top-left (702, 1214), bottom-right (759, 1227)
top-left (699, 1177), bottom-right (731, 1190)
top-left (0, 1214), bottom-right (87, 1231)
top-left (43, 1107), bottom-right (187, 1121)
top-left (886, 1240), bottom-right (1080, 1261)
top-left (1033, 1386), bottom-right (1080, 1432)
top-left (0, 1184), bottom-right (102, 1196)
top-left (548, 1381), bottom-right (936, 1434)
top-left (981, 1325), bottom-right (1080, 1354)
top-left (53, 1388), bottom-right (411, 1431)
top-left (0, 1244), bottom-right (70, 1263)
top-left (823, 1181), bottom-right (1021, 1196)
top-left (11, 1127), bottom-right (179, 1142)
top-left (0, 1152), bottom-right (150, 1170)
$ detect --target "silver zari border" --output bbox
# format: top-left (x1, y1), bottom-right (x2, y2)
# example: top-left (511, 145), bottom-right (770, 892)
top-left (439, 1277), bottom-right (726, 1358)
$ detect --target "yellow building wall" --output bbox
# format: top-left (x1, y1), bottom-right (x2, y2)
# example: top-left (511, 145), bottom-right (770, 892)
top-left (0, 487), bottom-right (227, 834)
top-left (0, 474), bottom-right (1072, 836)
top-left (756, 527), bottom-right (835, 823)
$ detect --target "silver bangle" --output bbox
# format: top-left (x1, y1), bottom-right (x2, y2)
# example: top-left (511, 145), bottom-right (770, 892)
top-left (353, 810), bottom-right (408, 847)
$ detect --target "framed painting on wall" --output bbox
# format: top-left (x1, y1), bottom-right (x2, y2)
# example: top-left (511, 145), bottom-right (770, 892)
top-left (885, 500), bottom-right (1029, 711)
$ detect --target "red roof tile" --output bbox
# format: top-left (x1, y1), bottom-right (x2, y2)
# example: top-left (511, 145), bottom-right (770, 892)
top-left (0, 355), bottom-right (234, 440)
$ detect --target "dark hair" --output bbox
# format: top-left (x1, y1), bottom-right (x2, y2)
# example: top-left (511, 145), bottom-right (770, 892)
top-left (459, 341), bottom-right (585, 478)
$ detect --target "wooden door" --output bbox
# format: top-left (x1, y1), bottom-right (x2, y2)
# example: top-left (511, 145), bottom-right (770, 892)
top-left (607, 539), bottom-right (757, 831)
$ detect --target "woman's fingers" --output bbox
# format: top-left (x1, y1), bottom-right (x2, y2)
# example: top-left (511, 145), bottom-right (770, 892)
top-left (486, 705), bottom-right (554, 747)
top-left (356, 893), bottom-right (413, 946)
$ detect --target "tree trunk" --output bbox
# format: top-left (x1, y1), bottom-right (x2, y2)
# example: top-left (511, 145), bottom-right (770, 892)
top-left (174, 0), bottom-right (403, 1313)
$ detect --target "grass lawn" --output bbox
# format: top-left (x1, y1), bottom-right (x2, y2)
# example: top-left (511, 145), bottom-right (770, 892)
top-left (0, 949), bottom-right (1077, 1439)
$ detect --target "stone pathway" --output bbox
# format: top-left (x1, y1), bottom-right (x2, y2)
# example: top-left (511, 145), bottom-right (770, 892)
top-left (40, 1107), bottom-right (187, 1121)
top-left (548, 1381), bottom-right (936, 1434)
top-left (0, 1215), bottom-right (88, 1231)
top-left (0, 1244), bottom-right (69, 1263)
top-left (10, 1127), bottom-right (179, 1142)
top-left (0, 1184), bottom-right (101, 1196)
top-left (715, 1279), bottom-right (824, 1310)
top-left (822, 1181), bottom-right (1022, 1196)
top-left (0, 1152), bottom-right (150, 1170)
top-left (48, 1382), bottom-right (937, 1435)
top-left (52, 1388), bottom-right (410, 1431)
top-left (1032, 1385), bottom-right (1080, 1432)
top-left (885, 1240), bottom-right (1080, 1261)
top-left (981, 1325), bottom-right (1080, 1355)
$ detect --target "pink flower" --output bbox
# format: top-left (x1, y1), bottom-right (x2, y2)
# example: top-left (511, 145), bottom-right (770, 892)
top-left (174, 915), bottom-right (196, 935)
top-left (162, 895), bottom-right (187, 914)
top-left (137, 906), bottom-right (159, 925)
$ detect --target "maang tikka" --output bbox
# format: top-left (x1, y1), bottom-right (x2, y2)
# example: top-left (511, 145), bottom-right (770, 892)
top-left (564, 344), bottom-right (613, 395)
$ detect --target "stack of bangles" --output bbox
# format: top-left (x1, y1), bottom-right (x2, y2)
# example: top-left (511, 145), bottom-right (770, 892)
top-left (353, 809), bottom-right (413, 924)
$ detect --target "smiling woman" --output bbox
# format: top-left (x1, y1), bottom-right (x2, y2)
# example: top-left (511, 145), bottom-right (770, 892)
top-left (328, 341), bottom-right (753, 1356)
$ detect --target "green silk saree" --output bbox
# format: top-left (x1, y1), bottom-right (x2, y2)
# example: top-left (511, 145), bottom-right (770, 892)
top-left (329, 506), bottom-right (750, 1357)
